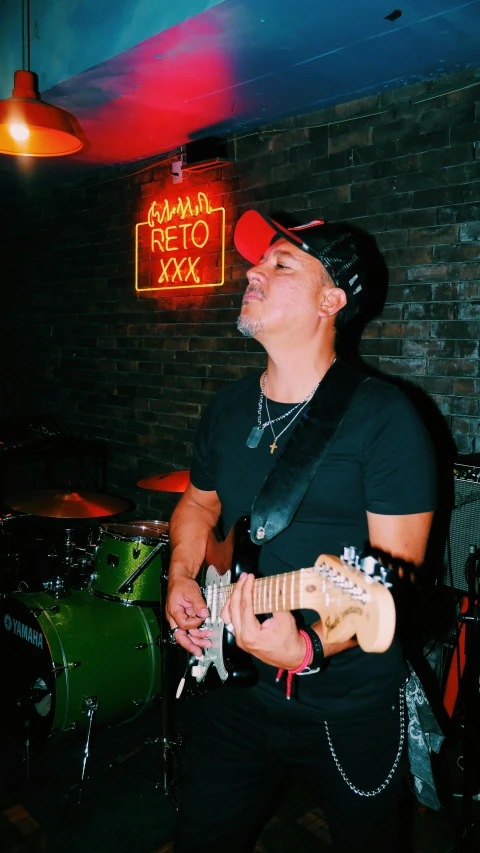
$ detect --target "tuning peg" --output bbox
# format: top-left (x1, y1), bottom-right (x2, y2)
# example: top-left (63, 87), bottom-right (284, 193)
top-left (342, 545), bottom-right (357, 565)
top-left (359, 555), bottom-right (393, 588)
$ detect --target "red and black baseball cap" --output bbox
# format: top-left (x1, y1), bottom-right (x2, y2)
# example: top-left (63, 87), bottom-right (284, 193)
top-left (234, 210), bottom-right (372, 326)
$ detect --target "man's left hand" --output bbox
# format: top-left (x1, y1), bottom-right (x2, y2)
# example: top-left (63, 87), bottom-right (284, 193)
top-left (221, 573), bottom-right (306, 670)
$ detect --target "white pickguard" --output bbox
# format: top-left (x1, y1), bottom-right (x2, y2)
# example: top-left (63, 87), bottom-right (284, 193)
top-left (191, 565), bottom-right (231, 683)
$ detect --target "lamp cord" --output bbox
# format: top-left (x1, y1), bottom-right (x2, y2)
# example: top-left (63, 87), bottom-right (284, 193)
top-left (21, 0), bottom-right (25, 70)
top-left (27, 0), bottom-right (30, 72)
top-left (21, 0), bottom-right (31, 72)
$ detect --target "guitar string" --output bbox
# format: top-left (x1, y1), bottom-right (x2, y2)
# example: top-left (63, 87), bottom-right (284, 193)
top-left (201, 565), bottom-right (365, 612)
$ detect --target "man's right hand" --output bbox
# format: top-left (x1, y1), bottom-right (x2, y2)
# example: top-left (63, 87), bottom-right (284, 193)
top-left (166, 575), bottom-right (212, 657)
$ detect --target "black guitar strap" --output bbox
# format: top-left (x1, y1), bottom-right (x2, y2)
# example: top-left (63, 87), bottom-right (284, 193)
top-left (250, 359), bottom-right (369, 545)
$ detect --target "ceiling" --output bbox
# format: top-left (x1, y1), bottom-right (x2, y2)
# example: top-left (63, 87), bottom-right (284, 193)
top-left (1, 0), bottom-right (480, 189)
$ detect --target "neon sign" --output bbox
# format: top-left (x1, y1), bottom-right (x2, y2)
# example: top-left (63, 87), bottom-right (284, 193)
top-left (135, 192), bottom-right (225, 292)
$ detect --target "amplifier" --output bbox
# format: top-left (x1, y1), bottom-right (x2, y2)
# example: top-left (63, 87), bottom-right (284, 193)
top-left (443, 463), bottom-right (480, 591)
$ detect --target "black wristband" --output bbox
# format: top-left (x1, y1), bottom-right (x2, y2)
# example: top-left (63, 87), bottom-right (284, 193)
top-left (303, 626), bottom-right (325, 670)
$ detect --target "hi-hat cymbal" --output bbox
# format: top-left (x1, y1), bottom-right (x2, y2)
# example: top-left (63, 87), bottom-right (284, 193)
top-left (6, 490), bottom-right (130, 519)
top-left (137, 470), bottom-right (190, 492)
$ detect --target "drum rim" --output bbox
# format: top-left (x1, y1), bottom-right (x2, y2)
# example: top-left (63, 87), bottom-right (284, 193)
top-left (99, 520), bottom-right (169, 546)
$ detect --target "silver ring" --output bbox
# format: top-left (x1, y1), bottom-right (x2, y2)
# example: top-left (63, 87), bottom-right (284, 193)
top-left (169, 626), bottom-right (180, 644)
top-left (225, 622), bottom-right (235, 635)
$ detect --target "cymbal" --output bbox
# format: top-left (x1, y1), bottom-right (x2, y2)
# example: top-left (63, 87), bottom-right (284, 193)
top-left (137, 470), bottom-right (190, 492)
top-left (6, 490), bottom-right (130, 519)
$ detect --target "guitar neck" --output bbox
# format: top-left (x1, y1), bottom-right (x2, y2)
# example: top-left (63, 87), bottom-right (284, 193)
top-left (216, 570), bottom-right (305, 615)
top-left (205, 552), bottom-right (396, 653)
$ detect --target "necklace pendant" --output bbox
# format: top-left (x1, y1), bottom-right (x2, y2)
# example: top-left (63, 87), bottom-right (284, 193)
top-left (246, 426), bottom-right (264, 449)
top-left (269, 440), bottom-right (277, 454)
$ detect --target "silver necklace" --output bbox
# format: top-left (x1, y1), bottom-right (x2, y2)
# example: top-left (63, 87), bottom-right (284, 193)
top-left (264, 385), bottom-right (318, 453)
top-left (246, 360), bottom-right (337, 450)
top-left (246, 373), bottom-right (310, 449)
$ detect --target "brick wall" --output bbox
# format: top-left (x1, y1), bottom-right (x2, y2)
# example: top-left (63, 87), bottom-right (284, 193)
top-left (1, 65), bottom-right (479, 520)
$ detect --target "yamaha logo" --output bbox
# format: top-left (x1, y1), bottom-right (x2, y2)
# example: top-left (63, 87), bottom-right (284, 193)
top-left (3, 614), bottom-right (44, 648)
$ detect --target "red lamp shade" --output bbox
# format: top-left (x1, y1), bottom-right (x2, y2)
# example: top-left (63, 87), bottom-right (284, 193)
top-left (0, 70), bottom-right (83, 157)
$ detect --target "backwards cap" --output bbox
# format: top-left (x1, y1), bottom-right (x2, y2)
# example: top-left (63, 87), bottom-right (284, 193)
top-left (234, 210), bottom-right (374, 326)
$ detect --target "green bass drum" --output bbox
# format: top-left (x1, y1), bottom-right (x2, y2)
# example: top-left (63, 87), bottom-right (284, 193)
top-left (0, 589), bottom-right (161, 744)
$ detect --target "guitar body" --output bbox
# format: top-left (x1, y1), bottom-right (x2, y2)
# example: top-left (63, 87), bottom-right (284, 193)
top-left (190, 516), bottom-right (397, 687)
top-left (193, 517), bottom-right (259, 686)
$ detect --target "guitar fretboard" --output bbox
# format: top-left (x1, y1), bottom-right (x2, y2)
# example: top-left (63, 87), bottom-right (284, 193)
top-left (203, 567), bottom-right (326, 618)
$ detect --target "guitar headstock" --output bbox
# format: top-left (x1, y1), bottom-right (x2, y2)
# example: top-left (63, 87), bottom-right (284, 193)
top-left (300, 548), bottom-right (396, 653)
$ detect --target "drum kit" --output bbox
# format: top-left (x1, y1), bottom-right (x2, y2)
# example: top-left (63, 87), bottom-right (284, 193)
top-left (0, 471), bottom-right (190, 800)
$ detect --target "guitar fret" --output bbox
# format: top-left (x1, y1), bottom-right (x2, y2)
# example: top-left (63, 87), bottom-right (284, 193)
top-left (214, 572), bottom-right (303, 615)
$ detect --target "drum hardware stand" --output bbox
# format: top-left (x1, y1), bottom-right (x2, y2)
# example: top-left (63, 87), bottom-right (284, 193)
top-left (62, 528), bottom-right (75, 576)
top-left (106, 560), bottom-right (184, 804)
top-left (109, 631), bottom-right (184, 805)
top-left (42, 528), bottom-right (76, 598)
top-left (451, 545), bottom-right (480, 852)
top-left (154, 633), bottom-right (184, 806)
top-left (24, 715), bottom-right (30, 781)
top-left (154, 564), bottom-right (185, 806)
top-left (77, 696), bottom-right (99, 805)
top-left (16, 691), bottom-right (32, 782)
top-left (16, 682), bottom-right (48, 783)
top-left (115, 540), bottom-right (167, 596)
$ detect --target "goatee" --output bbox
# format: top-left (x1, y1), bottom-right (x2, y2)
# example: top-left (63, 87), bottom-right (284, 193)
top-left (236, 315), bottom-right (264, 338)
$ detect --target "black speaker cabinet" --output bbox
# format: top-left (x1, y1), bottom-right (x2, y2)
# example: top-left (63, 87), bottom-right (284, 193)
top-left (184, 137), bottom-right (229, 171)
top-left (443, 464), bottom-right (480, 591)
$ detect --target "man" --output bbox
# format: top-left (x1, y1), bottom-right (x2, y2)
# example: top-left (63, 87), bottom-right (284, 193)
top-left (166, 210), bottom-right (436, 852)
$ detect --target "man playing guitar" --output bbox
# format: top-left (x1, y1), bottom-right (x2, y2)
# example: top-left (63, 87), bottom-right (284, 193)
top-left (166, 210), bottom-right (435, 852)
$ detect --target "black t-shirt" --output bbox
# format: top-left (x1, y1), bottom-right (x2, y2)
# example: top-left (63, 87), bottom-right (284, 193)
top-left (191, 368), bottom-right (436, 718)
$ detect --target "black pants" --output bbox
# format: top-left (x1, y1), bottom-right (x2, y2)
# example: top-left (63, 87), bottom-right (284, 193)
top-left (174, 682), bottom-right (409, 853)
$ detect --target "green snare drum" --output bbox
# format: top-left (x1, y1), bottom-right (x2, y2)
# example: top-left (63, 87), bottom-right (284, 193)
top-left (91, 521), bottom-right (169, 605)
top-left (0, 589), bottom-right (161, 744)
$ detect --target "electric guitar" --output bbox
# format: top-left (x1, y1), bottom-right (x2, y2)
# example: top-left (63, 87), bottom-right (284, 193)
top-left (189, 516), bottom-right (396, 685)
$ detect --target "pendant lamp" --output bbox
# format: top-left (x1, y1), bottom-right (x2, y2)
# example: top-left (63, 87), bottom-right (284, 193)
top-left (0, 1), bottom-right (84, 157)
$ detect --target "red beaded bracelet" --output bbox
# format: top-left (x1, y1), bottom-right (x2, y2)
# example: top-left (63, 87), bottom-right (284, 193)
top-left (276, 629), bottom-right (313, 700)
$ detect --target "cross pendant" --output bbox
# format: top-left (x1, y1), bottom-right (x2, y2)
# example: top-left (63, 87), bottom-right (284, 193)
top-left (269, 440), bottom-right (277, 454)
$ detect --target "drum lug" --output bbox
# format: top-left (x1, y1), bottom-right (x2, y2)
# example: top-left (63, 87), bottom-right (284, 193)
top-left (52, 660), bottom-right (81, 676)
top-left (42, 576), bottom-right (69, 598)
top-left (88, 572), bottom-right (98, 589)
top-left (29, 604), bottom-right (60, 615)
